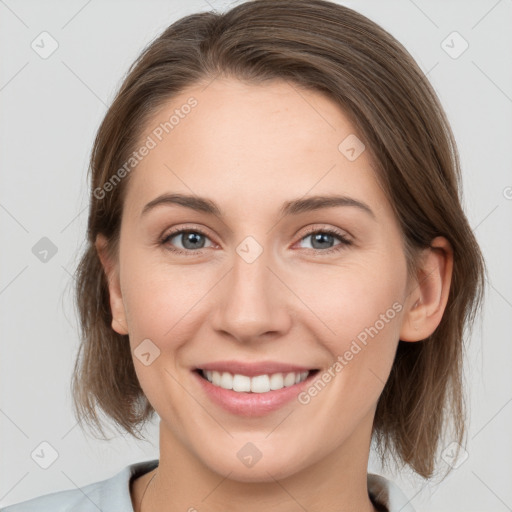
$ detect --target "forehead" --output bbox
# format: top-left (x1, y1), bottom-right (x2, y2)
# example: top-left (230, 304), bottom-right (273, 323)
top-left (122, 77), bottom-right (392, 223)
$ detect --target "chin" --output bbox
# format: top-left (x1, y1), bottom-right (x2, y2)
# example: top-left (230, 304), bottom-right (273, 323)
top-left (199, 444), bottom-right (311, 483)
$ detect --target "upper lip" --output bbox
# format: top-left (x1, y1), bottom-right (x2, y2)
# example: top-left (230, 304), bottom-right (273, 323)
top-left (196, 360), bottom-right (317, 377)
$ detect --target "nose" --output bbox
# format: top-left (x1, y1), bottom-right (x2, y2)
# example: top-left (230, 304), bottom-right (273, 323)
top-left (210, 244), bottom-right (292, 343)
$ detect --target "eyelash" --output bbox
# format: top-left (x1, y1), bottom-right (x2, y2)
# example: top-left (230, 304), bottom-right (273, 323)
top-left (160, 225), bottom-right (352, 256)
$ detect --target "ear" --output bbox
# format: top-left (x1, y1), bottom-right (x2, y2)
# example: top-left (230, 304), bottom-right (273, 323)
top-left (399, 236), bottom-right (454, 342)
top-left (95, 233), bottom-right (129, 336)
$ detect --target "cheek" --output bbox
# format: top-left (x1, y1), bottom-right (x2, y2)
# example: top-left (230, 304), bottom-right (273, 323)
top-left (119, 260), bottom-right (203, 425)
top-left (294, 254), bottom-right (406, 410)
top-left (294, 262), bottom-right (404, 435)
top-left (295, 253), bottom-right (405, 346)
top-left (120, 250), bottom-right (208, 340)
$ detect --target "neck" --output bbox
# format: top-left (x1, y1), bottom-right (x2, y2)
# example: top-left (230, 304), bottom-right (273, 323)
top-left (136, 416), bottom-right (378, 512)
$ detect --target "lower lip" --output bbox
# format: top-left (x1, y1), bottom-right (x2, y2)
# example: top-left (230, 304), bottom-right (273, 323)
top-left (192, 370), bottom-right (318, 417)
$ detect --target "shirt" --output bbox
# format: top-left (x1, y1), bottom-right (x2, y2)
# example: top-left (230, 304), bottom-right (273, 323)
top-left (0, 458), bottom-right (416, 512)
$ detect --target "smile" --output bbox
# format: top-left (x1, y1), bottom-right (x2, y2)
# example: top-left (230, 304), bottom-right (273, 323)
top-left (192, 361), bottom-right (321, 416)
top-left (199, 369), bottom-right (311, 393)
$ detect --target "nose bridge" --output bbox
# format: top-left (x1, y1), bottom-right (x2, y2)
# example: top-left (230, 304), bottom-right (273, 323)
top-left (212, 237), bottom-right (291, 340)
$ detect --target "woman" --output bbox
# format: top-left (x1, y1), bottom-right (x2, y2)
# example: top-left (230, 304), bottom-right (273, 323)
top-left (1, 1), bottom-right (486, 511)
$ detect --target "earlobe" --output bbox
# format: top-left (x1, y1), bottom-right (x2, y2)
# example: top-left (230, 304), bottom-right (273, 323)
top-left (95, 234), bottom-right (129, 336)
top-left (399, 237), bottom-right (453, 342)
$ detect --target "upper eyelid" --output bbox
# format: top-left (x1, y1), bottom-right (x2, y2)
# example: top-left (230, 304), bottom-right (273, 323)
top-left (163, 225), bottom-right (214, 242)
top-left (300, 225), bottom-right (351, 239)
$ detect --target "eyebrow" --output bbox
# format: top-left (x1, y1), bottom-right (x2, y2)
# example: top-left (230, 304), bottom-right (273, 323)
top-left (141, 193), bottom-right (376, 220)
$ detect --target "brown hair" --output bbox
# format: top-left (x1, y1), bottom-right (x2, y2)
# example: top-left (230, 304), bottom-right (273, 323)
top-left (71, 0), bottom-right (486, 479)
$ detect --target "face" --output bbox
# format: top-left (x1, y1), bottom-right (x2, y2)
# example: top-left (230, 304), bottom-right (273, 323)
top-left (99, 77), bottom-right (421, 482)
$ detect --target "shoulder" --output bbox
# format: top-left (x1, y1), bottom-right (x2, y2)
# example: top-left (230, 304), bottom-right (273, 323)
top-left (367, 473), bottom-right (416, 512)
top-left (0, 485), bottom-right (98, 512)
top-left (0, 459), bottom-right (159, 512)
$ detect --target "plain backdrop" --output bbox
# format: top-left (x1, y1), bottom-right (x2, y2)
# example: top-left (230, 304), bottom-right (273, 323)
top-left (1, 0), bottom-right (511, 510)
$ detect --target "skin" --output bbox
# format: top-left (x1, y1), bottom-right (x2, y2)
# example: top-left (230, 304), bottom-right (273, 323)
top-left (96, 77), bottom-right (453, 512)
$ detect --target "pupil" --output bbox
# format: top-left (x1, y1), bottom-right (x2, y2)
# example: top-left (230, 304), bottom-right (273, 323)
top-left (312, 233), bottom-right (333, 249)
top-left (183, 232), bottom-right (204, 249)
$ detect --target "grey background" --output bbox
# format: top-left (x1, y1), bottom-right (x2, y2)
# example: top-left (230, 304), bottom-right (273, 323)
top-left (1, 0), bottom-right (511, 510)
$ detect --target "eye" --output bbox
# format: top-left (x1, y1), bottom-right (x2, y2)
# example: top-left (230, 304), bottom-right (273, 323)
top-left (296, 227), bottom-right (352, 254)
top-left (160, 227), bottom-right (214, 255)
top-left (160, 225), bottom-right (352, 256)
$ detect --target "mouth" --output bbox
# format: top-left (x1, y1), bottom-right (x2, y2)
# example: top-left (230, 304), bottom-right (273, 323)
top-left (194, 368), bottom-right (320, 394)
top-left (191, 360), bottom-right (323, 416)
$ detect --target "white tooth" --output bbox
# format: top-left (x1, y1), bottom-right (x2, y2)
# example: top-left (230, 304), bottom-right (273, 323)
top-left (212, 370), bottom-right (222, 386)
top-left (232, 374), bottom-right (251, 392)
top-left (206, 370), bottom-right (311, 393)
top-left (251, 374), bottom-right (271, 393)
top-left (220, 372), bottom-right (233, 390)
top-left (269, 373), bottom-right (285, 390)
top-left (284, 372), bottom-right (296, 387)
